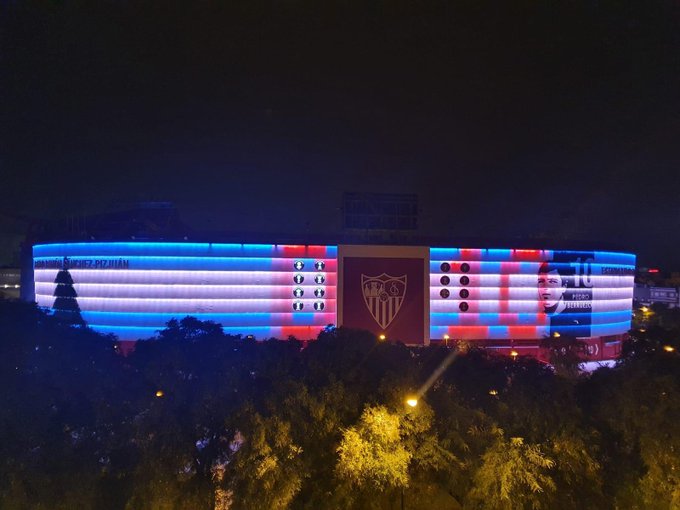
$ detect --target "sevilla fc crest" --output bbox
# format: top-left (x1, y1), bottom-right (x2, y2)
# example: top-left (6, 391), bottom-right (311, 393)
top-left (361, 273), bottom-right (407, 330)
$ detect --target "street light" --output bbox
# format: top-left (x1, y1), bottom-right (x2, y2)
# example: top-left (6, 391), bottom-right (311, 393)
top-left (378, 334), bottom-right (386, 341)
top-left (406, 397), bottom-right (418, 408)
top-left (155, 390), bottom-right (164, 398)
top-left (664, 345), bottom-right (675, 353)
top-left (510, 350), bottom-right (519, 359)
top-left (443, 334), bottom-right (450, 347)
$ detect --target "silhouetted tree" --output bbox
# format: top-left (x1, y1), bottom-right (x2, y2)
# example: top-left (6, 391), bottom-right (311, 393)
top-left (52, 269), bottom-right (84, 325)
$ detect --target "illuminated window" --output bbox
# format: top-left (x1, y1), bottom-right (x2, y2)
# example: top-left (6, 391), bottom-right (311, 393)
top-left (294, 260), bottom-right (304, 270)
top-left (314, 274), bottom-right (326, 284)
top-left (461, 263), bottom-right (470, 273)
top-left (459, 302), bottom-right (469, 312)
top-left (293, 274), bottom-right (304, 284)
top-left (315, 261), bottom-right (325, 270)
top-left (440, 262), bottom-right (450, 272)
top-left (314, 288), bottom-right (325, 298)
top-left (440, 275), bottom-right (450, 286)
top-left (293, 301), bottom-right (304, 311)
top-left (440, 289), bottom-right (450, 299)
top-left (459, 288), bottom-right (469, 299)
top-left (459, 276), bottom-right (470, 286)
top-left (293, 287), bottom-right (304, 298)
top-left (314, 301), bottom-right (325, 311)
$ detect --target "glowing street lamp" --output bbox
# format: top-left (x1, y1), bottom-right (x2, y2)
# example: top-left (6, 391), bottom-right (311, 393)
top-left (510, 350), bottom-right (519, 359)
top-left (155, 390), bottom-right (164, 398)
top-left (443, 334), bottom-right (450, 347)
top-left (663, 345), bottom-right (675, 353)
top-left (406, 398), bottom-right (418, 408)
top-left (378, 334), bottom-right (386, 341)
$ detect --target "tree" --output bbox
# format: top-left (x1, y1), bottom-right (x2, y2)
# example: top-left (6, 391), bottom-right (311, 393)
top-left (52, 269), bottom-right (84, 325)
top-left (224, 412), bottom-right (303, 510)
top-left (467, 430), bottom-right (556, 510)
top-left (336, 405), bottom-right (411, 492)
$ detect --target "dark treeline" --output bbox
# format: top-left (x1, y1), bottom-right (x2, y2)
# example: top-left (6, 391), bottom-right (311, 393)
top-left (2, 300), bottom-right (680, 510)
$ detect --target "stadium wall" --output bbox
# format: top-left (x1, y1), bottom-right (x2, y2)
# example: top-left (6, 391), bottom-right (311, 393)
top-left (32, 242), bottom-right (635, 360)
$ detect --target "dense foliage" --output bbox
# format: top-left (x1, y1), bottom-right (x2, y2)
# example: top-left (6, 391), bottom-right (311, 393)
top-left (1, 299), bottom-right (679, 509)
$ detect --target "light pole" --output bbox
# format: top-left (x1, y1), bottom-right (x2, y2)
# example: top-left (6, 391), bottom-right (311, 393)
top-left (400, 397), bottom-right (418, 510)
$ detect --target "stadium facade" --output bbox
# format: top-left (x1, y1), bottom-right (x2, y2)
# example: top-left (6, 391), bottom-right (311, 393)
top-left (30, 242), bottom-right (636, 361)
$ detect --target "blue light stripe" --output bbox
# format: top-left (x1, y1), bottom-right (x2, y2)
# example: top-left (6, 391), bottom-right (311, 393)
top-left (81, 311), bottom-right (334, 327)
top-left (33, 242), bottom-right (338, 259)
top-left (88, 324), bottom-right (327, 341)
top-left (430, 249), bottom-right (635, 265)
top-left (430, 311), bottom-right (632, 326)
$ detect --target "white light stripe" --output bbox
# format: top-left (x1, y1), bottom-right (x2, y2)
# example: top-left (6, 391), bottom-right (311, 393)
top-left (35, 282), bottom-right (337, 299)
top-left (429, 275), bottom-right (634, 287)
top-left (35, 294), bottom-right (337, 313)
top-left (429, 288), bottom-right (634, 300)
top-left (34, 269), bottom-right (337, 286)
top-left (430, 298), bottom-right (632, 313)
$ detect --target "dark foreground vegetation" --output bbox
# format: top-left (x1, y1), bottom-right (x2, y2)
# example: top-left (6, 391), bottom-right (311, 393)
top-left (2, 300), bottom-right (680, 509)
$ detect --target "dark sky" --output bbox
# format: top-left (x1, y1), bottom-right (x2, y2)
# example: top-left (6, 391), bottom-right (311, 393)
top-left (2, 1), bottom-right (679, 266)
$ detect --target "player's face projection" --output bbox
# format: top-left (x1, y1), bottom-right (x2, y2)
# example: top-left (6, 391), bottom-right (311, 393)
top-left (537, 269), bottom-right (567, 310)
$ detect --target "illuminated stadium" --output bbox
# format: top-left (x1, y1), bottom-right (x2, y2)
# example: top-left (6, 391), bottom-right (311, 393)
top-left (30, 242), bottom-right (635, 361)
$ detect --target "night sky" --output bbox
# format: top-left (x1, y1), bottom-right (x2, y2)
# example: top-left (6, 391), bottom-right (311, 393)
top-left (2, 1), bottom-right (679, 266)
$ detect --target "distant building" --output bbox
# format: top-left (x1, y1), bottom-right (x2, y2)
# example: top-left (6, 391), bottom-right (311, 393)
top-left (0, 268), bottom-right (21, 299)
top-left (634, 284), bottom-right (679, 308)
